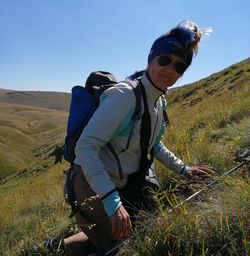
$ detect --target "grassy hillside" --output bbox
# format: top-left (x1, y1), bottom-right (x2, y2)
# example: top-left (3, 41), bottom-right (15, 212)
top-left (0, 89), bottom-right (70, 111)
top-left (0, 102), bottom-right (68, 180)
top-left (0, 58), bottom-right (249, 255)
top-left (0, 89), bottom-right (69, 180)
top-left (164, 58), bottom-right (250, 168)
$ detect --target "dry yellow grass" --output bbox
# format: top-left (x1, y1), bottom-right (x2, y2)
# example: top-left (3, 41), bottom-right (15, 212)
top-left (0, 162), bottom-right (70, 255)
top-left (0, 102), bottom-right (68, 179)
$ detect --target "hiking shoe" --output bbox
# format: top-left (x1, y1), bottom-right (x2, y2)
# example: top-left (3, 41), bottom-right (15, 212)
top-left (43, 237), bottom-right (64, 251)
top-left (20, 237), bottom-right (66, 255)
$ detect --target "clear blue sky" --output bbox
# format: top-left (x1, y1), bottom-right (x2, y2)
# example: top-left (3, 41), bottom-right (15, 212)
top-left (0, 0), bottom-right (249, 92)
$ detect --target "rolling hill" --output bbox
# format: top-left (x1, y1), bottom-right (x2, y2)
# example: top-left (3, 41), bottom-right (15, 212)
top-left (0, 89), bottom-right (70, 111)
top-left (0, 101), bottom-right (68, 180)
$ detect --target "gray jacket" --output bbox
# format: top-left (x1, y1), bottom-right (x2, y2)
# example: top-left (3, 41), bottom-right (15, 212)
top-left (74, 72), bottom-right (187, 199)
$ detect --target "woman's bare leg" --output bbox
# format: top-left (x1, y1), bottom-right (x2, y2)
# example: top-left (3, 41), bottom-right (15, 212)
top-left (64, 232), bottom-right (91, 254)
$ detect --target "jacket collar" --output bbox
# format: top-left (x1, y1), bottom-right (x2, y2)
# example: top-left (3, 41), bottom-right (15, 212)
top-left (140, 72), bottom-right (165, 103)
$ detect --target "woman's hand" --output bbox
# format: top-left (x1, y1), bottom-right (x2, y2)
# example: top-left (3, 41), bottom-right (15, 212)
top-left (185, 164), bottom-right (215, 180)
top-left (109, 205), bottom-right (132, 240)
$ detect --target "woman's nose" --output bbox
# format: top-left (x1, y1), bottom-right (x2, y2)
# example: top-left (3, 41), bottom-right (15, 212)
top-left (163, 63), bottom-right (176, 74)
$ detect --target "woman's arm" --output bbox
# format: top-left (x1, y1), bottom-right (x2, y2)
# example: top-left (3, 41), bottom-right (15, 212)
top-left (74, 83), bottom-right (136, 199)
top-left (155, 141), bottom-right (188, 174)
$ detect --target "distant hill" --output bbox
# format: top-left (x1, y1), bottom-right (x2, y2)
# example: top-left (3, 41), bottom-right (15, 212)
top-left (0, 89), bottom-right (71, 111)
top-left (0, 102), bottom-right (68, 180)
top-left (0, 89), bottom-right (71, 180)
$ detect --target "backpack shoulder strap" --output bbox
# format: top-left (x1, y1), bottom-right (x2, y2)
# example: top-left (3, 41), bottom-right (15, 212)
top-left (163, 109), bottom-right (170, 126)
top-left (122, 79), bottom-right (142, 120)
top-left (161, 95), bottom-right (170, 126)
top-left (139, 81), bottom-right (151, 148)
top-left (128, 79), bottom-right (154, 183)
top-left (117, 79), bottom-right (142, 152)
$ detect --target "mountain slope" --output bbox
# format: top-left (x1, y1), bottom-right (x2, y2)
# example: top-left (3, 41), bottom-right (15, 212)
top-left (0, 89), bottom-right (70, 111)
top-left (0, 102), bottom-right (67, 180)
top-left (168, 57), bottom-right (250, 109)
top-left (163, 58), bottom-right (250, 168)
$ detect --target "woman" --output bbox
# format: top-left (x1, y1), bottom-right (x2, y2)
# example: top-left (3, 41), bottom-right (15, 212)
top-left (64, 21), bottom-right (214, 255)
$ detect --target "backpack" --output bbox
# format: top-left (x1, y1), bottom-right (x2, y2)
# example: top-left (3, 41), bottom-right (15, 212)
top-left (64, 71), bottom-right (142, 164)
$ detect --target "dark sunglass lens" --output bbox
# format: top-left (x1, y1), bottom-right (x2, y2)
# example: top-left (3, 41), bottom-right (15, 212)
top-left (175, 62), bottom-right (187, 74)
top-left (158, 56), bottom-right (171, 66)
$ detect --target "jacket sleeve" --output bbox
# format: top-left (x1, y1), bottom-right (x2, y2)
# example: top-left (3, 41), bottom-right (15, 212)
top-left (155, 141), bottom-right (188, 174)
top-left (74, 83), bottom-right (136, 198)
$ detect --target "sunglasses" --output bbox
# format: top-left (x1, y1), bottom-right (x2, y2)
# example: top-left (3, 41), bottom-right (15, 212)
top-left (157, 55), bottom-right (187, 74)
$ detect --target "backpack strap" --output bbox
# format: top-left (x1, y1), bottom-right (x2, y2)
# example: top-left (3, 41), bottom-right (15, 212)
top-left (163, 109), bottom-right (170, 126)
top-left (161, 95), bottom-right (170, 126)
top-left (138, 80), bottom-right (154, 177)
top-left (65, 167), bottom-right (80, 218)
top-left (123, 79), bottom-right (142, 120)
top-left (118, 79), bottom-right (142, 152)
top-left (120, 78), bottom-right (154, 176)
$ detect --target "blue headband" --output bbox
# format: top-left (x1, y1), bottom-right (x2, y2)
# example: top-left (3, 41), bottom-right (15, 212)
top-left (148, 26), bottom-right (196, 66)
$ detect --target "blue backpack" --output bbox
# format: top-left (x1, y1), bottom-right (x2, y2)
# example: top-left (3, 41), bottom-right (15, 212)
top-left (64, 71), bottom-right (142, 164)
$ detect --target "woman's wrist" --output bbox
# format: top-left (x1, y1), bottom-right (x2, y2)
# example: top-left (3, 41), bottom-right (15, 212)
top-left (180, 165), bottom-right (189, 176)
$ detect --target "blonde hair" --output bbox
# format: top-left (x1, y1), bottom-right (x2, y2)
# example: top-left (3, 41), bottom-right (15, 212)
top-left (177, 20), bottom-right (213, 55)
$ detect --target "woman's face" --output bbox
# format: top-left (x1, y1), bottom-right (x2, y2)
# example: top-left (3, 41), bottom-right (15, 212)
top-left (147, 54), bottom-right (186, 90)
